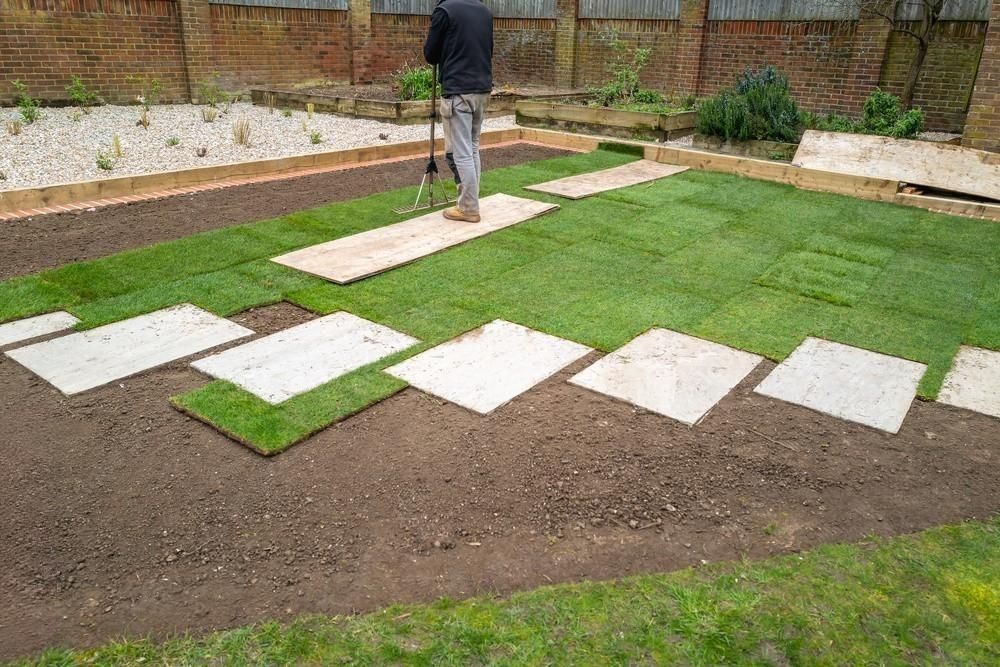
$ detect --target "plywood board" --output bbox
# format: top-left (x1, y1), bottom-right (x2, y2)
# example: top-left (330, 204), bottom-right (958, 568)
top-left (386, 319), bottom-right (591, 414)
top-left (192, 311), bottom-right (418, 404)
top-left (272, 193), bottom-right (559, 284)
top-left (0, 311), bottom-right (79, 347)
top-left (569, 329), bottom-right (763, 426)
top-left (6, 304), bottom-right (253, 394)
top-left (525, 160), bottom-right (689, 200)
top-left (937, 346), bottom-right (1000, 419)
top-left (754, 337), bottom-right (926, 434)
top-left (793, 130), bottom-right (1000, 201)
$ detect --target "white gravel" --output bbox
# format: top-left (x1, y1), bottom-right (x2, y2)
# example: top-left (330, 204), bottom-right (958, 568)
top-left (0, 102), bottom-right (517, 191)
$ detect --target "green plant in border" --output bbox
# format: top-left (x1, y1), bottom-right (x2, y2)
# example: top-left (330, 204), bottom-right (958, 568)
top-left (861, 88), bottom-right (924, 138)
top-left (65, 75), bottom-right (99, 112)
top-left (127, 74), bottom-right (162, 111)
top-left (394, 63), bottom-right (439, 101)
top-left (197, 71), bottom-right (225, 107)
top-left (696, 65), bottom-right (801, 143)
top-left (588, 29), bottom-right (665, 109)
top-left (309, 129), bottom-right (322, 145)
top-left (95, 150), bottom-right (113, 171)
top-left (10, 79), bottom-right (41, 124)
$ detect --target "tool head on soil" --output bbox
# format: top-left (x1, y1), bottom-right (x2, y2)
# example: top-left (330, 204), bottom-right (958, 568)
top-left (393, 65), bottom-right (457, 215)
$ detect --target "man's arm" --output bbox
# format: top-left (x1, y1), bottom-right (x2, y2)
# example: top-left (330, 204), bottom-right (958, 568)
top-left (423, 7), bottom-right (448, 65)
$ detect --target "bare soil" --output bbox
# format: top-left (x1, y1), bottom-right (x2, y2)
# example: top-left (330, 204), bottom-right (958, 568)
top-left (0, 143), bottom-right (569, 281)
top-left (1, 302), bottom-right (998, 660)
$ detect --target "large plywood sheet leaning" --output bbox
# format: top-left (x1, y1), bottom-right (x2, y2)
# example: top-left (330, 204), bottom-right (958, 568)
top-left (525, 160), bottom-right (689, 200)
top-left (5, 304), bottom-right (253, 395)
top-left (272, 193), bottom-right (559, 284)
top-left (192, 312), bottom-right (418, 404)
top-left (793, 130), bottom-right (1000, 201)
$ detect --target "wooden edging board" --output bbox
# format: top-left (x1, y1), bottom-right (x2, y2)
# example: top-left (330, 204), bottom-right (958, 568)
top-left (0, 128), bottom-right (522, 213)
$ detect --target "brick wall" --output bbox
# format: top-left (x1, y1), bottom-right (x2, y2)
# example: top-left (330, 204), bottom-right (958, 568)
top-left (0, 0), bottom-right (188, 105)
top-left (964, 0), bottom-right (1000, 151)
top-left (575, 19), bottom-right (682, 93)
top-left (207, 5), bottom-right (350, 91)
top-left (494, 18), bottom-right (557, 87)
top-left (699, 20), bottom-right (878, 118)
top-left (367, 13), bottom-right (428, 82)
top-left (881, 21), bottom-right (988, 132)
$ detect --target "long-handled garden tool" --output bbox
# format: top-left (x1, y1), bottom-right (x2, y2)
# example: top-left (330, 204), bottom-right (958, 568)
top-left (393, 65), bottom-right (456, 215)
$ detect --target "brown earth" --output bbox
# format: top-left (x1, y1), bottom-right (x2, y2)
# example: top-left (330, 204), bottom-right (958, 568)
top-left (0, 299), bottom-right (997, 660)
top-left (0, 143), bottom-right (569, 281)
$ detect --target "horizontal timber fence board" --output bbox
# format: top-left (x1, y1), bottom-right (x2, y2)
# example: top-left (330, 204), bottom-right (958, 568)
top-left (579, 0), bottom-right (680, 19)
top-left (371, 0), bottom-right (556, 18)
top-left (207, 0), bottom-right (347, 8)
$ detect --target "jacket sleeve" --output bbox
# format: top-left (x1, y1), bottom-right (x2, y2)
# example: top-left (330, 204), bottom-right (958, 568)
top-left (423, 8), bottom-right (448, 65)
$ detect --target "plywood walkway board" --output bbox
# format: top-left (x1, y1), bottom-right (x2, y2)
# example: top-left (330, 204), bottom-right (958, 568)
top-left (793, 130), bottom-right (1000, 201)
top-left (386, 319), bottom-right (592, 414)
top-left (525, 160), bottom-right (689, 200)
top-left (569, 329), bottom-right (763, 426)
top-left (192, 312), bottom-right (418, 404)
top-left (272, 193), bottom-right (560, 284)
top-left (937, 346), bottom-right (1000, 420)
top-left (5, 304), bottom-right (253, 395)
top-left (754, 337), bottom-right (926, 434)
top-left (0, 311), bottom-right (79, 348)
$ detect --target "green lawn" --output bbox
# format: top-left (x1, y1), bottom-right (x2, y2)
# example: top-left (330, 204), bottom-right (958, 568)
top-left (2, 146), bottom-right (998, 453)
top-left (19, 517), bottom-right (1000, 665)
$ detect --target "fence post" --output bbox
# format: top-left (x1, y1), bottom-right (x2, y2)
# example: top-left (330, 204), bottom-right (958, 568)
top-left (349, 0), bottom-right (373, 84)
top-left (176, 0), bottom-right (215, 101)
top-left (964, 0), bottom-right (1000, 151)
top-left (554, 0), bottom-right (579, 88)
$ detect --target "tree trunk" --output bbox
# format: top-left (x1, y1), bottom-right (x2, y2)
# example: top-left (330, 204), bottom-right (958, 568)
top-left (901, 37), bottom-right (929, 110)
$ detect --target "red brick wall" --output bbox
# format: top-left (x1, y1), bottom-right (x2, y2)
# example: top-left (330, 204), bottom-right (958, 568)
top-left (575, 19), bottom-right (683, 94)
top-left (0, 0), bottom-right (188, 104)
top-left (494, 18), bottom-right (557, 87)
top-left (881, 21), bottom-right (988, 132)
top-left (699, 20), bottom-right (875, 118)
top-left (208, 5), bottom-right (350, 91)
top-left (964, 0), bottom-right (1000, 150)
top-left (367, 13), bottom-right (428, 82)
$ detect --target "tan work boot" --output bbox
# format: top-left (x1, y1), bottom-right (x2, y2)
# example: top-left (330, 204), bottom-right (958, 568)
top-left (443, 206), bottom-right (481, 223)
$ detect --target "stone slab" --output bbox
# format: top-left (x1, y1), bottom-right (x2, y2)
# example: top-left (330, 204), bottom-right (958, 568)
top-left (272, 193), bottom-right (560, 284)
top-left (569, 328), bottom-right (763, 425)
top-left (754, 337), bottom-right (926, 433)
top-left (6, 304), bottom-right (253, 394)
top-left (524, 160), bottom-right (689, 199)
top-left (0, 311), bottom-right (79, 347)
top-left (192, 311), bottom-right (418, 404)
top-left (937, 346), bottom-right (1000, 419)
top-left (386, 319), bottom-right (592, 414)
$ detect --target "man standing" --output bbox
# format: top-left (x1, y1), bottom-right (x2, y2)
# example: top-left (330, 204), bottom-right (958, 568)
top-left (424, 0), bottom-right (493, 223)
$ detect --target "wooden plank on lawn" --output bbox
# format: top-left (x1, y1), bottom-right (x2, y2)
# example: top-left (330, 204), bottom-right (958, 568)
top-left (793, 130), bottom-right (1000, 201)
top-left (271, 193), bottom-right (560, 284)
top-left (525, 159), bottom-right (688, 199)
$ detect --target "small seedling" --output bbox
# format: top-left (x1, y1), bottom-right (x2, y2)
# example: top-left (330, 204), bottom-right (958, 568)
top-left (11, 80), bottom-right (40, 124)
top-left (112, 134), bottom-right (123, 158)
top-left (127, 74), bottom-right (162, 111)
top-left (306, 103), bottom-right (314, 119)
top-left (71, 111), bottom-right (82, 122)
top-left (198, 72), bottom-right (224, 107)
top-left (309, 130), bottom-right (322, 144)
top-left (378, 132), bottom-right (389, 141)
top-left (201, 106), bottom-right (218, 123)
top-left (263, 92), bottom-right (277, 114)
top-left (166, 136), bottom-right (180, 147)
top-left (232, 116), bottom-right (252, 146)
top-left (66, 76), bottom-right (99, 112)
top-left (763, 523), bottom-right (778, 536)
top-left (300, 119), bottom-right (308, 133)
top-left (6, 120), bottom-right (22, 136)
top-left (196, 146), bottom-right (208, 157)
top-left (95, 151), bottom-right (114, 171)
top-left (281, 108), bottom-right (292, 118)
top-left (136, 108), bottom-right (150, 129)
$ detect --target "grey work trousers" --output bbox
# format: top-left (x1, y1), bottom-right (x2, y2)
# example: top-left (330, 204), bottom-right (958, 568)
top-left (441, 93), bottom-right (489, 214)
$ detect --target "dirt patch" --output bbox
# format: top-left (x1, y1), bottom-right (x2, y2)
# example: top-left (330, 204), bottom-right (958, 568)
top-left (0, 143), bottom-right (570, 281)
top-left (1, 301), bottom-right (997, 659)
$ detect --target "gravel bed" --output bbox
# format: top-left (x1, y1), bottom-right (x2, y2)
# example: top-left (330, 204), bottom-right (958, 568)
top-left (0, 103), bottom-right (517, 191)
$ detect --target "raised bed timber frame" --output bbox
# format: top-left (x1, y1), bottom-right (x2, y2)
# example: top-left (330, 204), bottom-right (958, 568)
top-left (516, 101), bottom-right (697, 142)
top-left (1, 128), bottom-right (997, 222)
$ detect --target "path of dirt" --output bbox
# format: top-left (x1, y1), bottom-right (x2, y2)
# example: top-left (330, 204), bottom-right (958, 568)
top-left (0, 143), bottom-right (569, 280)
top-left (1, 301), bottom-right (997, 660)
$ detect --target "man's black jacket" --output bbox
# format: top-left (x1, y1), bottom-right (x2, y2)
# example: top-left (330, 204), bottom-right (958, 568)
top-left (423, 0), bottom-right (494, 96)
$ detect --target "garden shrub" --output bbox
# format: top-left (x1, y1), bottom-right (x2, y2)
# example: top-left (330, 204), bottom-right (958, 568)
top-left (587, 30), bottom-right (672, 112)
top-left (800, 89), bottom-right (924, 139)
top-left (394, 64), bottom-right (439, 101)
top-left (695, 66), bottom-right (801, 142)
